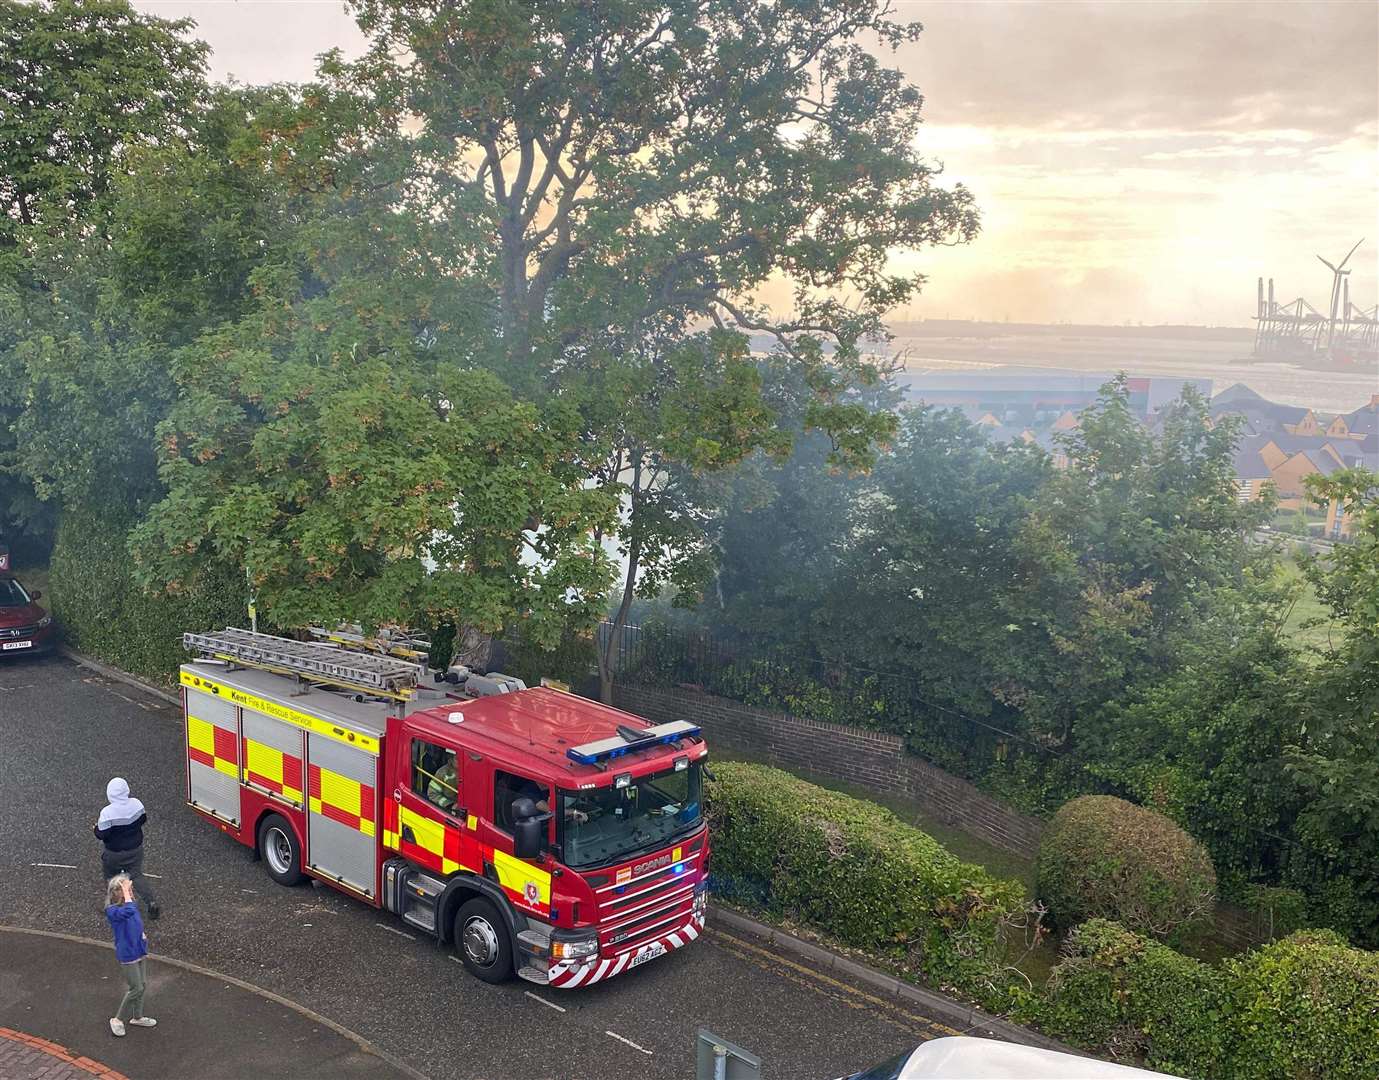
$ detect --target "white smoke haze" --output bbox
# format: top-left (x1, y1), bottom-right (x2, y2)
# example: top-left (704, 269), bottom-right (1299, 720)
top-left (135, 0), bottom-right (1378, 326)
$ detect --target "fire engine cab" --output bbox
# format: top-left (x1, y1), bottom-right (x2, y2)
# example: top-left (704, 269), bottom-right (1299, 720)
top-left (180, 628), bottom-right (709, 988)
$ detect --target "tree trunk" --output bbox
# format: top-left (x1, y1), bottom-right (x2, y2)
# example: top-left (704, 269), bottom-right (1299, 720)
top-left (599, 462), bottom-right (643, 704)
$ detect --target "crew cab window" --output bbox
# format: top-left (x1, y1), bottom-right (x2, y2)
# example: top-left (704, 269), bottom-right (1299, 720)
top-left (494, 770), bottom-right (549, 832)
top-left (411, 739), bottom-right (459, 814)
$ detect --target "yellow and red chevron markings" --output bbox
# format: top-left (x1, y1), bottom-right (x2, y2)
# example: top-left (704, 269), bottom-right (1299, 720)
top-left (308, 764), bottom-right (376, 837)
top-left (187, 716), bottom-right (238, 777)
top-left (243, 737), bottom-right (304, 805)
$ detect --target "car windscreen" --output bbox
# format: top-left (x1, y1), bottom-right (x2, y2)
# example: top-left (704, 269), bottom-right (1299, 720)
top-left (559, 761), bottom-right (702, 870)
top-left (0, 579), bottom-right (30, 607)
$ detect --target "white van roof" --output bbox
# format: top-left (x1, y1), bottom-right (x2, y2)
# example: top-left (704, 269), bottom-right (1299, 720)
top-left (893, 1038), bottom-right (1184, 1079)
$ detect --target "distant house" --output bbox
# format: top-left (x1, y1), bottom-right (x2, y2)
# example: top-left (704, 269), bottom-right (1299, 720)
top-left (1340, 394), bottom-right (1379, 440)
top-left (1231, 435), bottom-right (1276, 503)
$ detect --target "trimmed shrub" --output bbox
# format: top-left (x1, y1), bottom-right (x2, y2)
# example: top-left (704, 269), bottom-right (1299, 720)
top-left (1225, 929), bottom-right (1379, 1080)
top-left (1034, 919), bottom-right (1229, 1077)
top-left (1039, 921), bottom-right (1379, 1080)
top-left (705, 761), bottom-right (1028, 993)
top-left (1037, 794), bottom-right (1216, 939)
top-left (51, 500), bottom-right (244, 683)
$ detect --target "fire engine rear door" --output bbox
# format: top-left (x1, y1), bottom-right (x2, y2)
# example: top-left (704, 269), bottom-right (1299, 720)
top-left (305, 734), bottom-right (379, 899)
top-left (185, 686), bottom-right (241, 827)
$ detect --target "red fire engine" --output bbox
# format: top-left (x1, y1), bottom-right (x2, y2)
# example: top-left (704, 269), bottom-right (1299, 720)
top-left (180, 628), bottom-right (709, 988)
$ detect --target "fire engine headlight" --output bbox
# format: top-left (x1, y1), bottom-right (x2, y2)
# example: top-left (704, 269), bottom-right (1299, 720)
top-left (693, 885), bottom-right (708, 916)
top-left (550, 931), bottom-right (599, 962)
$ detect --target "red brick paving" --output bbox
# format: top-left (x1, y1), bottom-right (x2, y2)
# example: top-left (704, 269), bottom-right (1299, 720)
top-left (0, 1027), bottom-right (128, 1080)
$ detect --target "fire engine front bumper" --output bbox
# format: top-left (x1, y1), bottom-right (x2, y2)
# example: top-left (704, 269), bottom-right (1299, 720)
top-left (536, 909), bottom-right (706, 990)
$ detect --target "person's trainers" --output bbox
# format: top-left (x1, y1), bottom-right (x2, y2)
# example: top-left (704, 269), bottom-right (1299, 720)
top-left (147, 903), bottom-right (162, 921)
top-left (109, 1018), bottom-right (126, 1037)
top-left (128, 1017), bottom-right (157, 1028)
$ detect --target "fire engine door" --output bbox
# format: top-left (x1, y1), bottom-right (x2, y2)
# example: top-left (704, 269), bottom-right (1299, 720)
top-left (305, 734), bottom-right (379, 899)
top-left (185, 687), bottom-right (241, 827)
top-left (395, 735), bottom-right (471, 876)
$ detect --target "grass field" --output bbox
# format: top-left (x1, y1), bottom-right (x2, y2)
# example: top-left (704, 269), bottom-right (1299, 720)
top-left (1277, 558), bottom-right (1340, 655)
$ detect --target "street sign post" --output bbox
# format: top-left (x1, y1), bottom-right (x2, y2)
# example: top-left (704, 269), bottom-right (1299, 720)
top-left (696, 1029), bottom-right (761, 1080)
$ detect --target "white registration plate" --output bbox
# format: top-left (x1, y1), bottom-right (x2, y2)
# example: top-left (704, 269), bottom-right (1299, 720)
top-left (628, 942), bottom-right (667, 969)
top-left (2, 640), bottom-right (33, 650)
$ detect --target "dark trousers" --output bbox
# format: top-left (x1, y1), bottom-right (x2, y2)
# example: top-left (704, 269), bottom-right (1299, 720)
top-left (101, 846), bottom-right (158, 910)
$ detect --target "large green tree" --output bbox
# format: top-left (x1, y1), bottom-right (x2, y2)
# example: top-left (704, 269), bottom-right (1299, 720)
top-left (0, 0), bottom-right (209, 542)
top-left (341, 0), bottom-right (976, 694)
top-left (131, 75), bottom-right (619, 645)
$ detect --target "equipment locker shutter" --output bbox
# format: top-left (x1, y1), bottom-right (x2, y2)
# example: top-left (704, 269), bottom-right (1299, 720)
top-left (306, 734), bottom-right (378, 898)
top-left (186, 688), bottom-right (241, 826)
top-left (241, 709), bottom-right (305, 807)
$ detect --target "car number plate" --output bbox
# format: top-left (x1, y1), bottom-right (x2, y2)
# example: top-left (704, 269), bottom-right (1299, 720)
top-left (629, 942), bottom-right (666, 968)
top-left (2, 640), bottom-right (32, 650)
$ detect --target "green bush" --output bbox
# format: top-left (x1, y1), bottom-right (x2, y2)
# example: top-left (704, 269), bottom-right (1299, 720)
top-left (51, 500), bottom-right (244, 683)
top-left (1034, 919), bottom-right (1229, 1077)
top-left (705, 761), bottom-right (1028, 993)
top-left (1225, 929), bottom-right (1379, 1080)
top-left (1039, 920), bottom-right (1379, 1080)
top-left (1240, 883), bottom-right (1308, 942)
top-left (1037, 795), bottom-right (1216, 940)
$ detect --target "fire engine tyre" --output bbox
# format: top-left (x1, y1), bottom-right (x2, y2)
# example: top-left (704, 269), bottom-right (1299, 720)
top-left (453, 898), bottom-right (513, 984)
top-left (258, 814), bottom-right (304, 887)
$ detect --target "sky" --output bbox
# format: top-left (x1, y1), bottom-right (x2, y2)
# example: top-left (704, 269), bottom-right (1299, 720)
top-left (134, 0), bottom-right (1378, 327)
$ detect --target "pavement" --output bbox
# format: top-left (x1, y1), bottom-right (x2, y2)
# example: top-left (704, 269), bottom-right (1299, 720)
top-left (0, 931), bottom-right (407, 1079)
top-left (0, 654), bottom-right (962, 1080)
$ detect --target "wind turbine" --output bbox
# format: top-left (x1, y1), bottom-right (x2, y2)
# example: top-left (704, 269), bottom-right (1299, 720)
top-left (1317, 238), bottom-right (1363, 349)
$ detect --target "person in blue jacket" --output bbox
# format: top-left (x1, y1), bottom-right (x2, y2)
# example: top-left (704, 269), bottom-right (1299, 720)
top-left (105, 874), bottom-right (157, 1037)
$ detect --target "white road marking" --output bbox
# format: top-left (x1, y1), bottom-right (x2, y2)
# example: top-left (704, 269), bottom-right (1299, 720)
top-left (144, 873), bottom-right (163, 879)
top-left (375, 922), bottom-right (416, 941)
top-left (605, 1031), bottom-right (653, 1055)
top-left (524, 991), bottom-right (567, 1013)
top-left (31, 862), bottom-right (77, 870)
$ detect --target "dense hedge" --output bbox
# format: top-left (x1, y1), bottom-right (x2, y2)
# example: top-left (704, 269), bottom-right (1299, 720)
top-left (704, 761), bottom-right (1028, 992)
top-left (1036, 919), bottom-right (1379, 1080)
top-left (1037, 795), bottom-right (1216, 940)
top-left (50, 501), bottom-right (244, 683)
top-left (1227, 929), bottom-right (1379, 1080)
top-left (1034, 919), bottom-right (1229, 1076)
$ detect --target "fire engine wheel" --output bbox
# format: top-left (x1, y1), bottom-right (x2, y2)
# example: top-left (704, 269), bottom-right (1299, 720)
top-left (453, 898), bottom-right (513, 984)
top-left (258, 814), bottom-right (304, 887)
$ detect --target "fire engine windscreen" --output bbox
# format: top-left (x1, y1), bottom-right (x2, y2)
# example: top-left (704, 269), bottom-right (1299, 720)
top-left (559, 763), bottom-right (703, 869)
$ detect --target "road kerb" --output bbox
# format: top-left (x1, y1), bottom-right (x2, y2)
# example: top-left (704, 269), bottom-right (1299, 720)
top-left (0, 925), bottom-right (430, 1080)
top-left (60, 647), bottom-right (181, 707)
top-left (709, 905), bottom-right (1078, 1055)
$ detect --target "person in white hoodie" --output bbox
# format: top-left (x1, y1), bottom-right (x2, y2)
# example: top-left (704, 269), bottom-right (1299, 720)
top-left (94, 778), bottom-right (161, 920)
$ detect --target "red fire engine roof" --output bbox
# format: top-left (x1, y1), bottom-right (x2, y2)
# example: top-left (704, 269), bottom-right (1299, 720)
top-left (405, 687), bottom-right (704, 786)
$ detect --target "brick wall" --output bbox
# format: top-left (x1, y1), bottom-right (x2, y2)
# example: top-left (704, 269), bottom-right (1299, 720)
top-left (616, 683), bottom-right (1044, 858)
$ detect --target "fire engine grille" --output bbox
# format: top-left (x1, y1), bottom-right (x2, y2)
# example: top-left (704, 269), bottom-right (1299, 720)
top-left (597, 862), bottom-right (698, 953)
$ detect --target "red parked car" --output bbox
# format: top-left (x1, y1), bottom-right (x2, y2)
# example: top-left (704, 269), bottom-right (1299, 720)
top-left (0, 575), bottom-right (55, 656)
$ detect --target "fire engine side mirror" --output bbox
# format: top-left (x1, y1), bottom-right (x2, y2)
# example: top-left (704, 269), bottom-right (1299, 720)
top-left (514, 817), bottom-right (543, 860)
top-left (511, 796), bottom-right (548, 860)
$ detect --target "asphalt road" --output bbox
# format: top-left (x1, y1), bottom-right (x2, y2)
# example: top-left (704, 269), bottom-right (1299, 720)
top-left (0, 655), bottom-right (954, 1080)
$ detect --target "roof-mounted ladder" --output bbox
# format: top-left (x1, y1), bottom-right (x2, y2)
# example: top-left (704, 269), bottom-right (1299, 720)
top-left (183, 628), bottom-right (425, 702)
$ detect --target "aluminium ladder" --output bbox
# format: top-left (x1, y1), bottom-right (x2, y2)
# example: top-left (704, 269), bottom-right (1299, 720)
top-left (183, 627), bottom-right (426, 699)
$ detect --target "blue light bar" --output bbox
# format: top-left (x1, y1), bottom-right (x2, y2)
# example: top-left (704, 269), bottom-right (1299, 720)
top-left (567, 720), bottom-right (702, 766)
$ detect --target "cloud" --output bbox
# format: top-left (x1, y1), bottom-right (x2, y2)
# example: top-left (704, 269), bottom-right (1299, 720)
top-left (895, 1), bottom-right (1377, 138)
